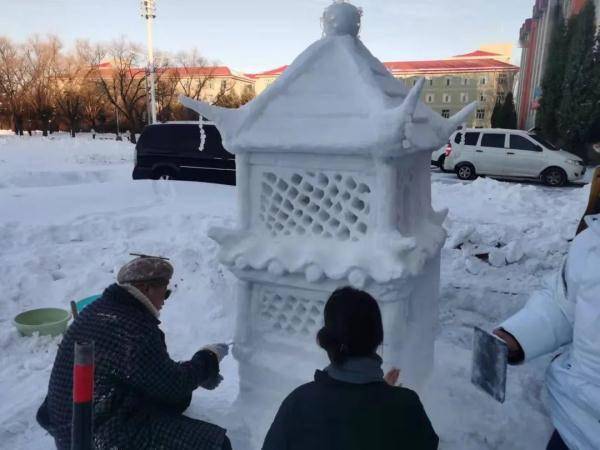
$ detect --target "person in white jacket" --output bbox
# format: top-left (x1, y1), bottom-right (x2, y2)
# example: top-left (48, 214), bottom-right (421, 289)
top-left (494, 209), bottom-right (600, 450)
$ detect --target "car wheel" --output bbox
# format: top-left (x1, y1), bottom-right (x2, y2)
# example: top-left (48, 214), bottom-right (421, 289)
top-left (542, 167), bottom-right (567, 187)
top-left (456, 163), bottom-right (476, 181)
top-left (153, 167), bottom-right (176, 180)
top-left (437, 155), bottom-right (447, 172)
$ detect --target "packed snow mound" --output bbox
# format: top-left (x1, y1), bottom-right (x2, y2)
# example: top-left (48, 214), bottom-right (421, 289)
top-left (0, 134), bottom-right (133, 189)
top-left (0, 137), bottom-right (596, 449)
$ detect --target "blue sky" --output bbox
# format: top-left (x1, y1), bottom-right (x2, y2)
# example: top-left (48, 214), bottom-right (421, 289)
top-left (1, 0), bottom-right (533, 72)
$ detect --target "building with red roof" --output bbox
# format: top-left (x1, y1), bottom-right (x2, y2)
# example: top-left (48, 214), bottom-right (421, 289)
top-left (251, 47), bottom-right (519, 128)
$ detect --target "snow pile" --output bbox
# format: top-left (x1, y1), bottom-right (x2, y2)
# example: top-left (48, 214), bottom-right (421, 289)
top-left (0, 136), bottom-right (594, 449)
top-left (0, 133), bottom-right (134, 190)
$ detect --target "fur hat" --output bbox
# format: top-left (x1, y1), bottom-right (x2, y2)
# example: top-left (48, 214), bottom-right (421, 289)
top-left (117, 256), bottom-right (173, 285)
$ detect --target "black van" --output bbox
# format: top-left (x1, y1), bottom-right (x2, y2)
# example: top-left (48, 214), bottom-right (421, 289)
top-left (132, 122), bottom-right (235, 185)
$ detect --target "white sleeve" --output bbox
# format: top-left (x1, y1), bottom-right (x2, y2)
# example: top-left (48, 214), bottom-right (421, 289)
top-left (499, 260), bottom-right (575, 361)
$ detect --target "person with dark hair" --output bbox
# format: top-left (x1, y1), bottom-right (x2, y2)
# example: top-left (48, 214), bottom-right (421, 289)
top-left (262, 286), bottom-right (439, 450)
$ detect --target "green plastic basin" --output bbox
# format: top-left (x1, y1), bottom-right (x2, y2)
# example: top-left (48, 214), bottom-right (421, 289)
top-left (13, 308), bottom-right (71, 337)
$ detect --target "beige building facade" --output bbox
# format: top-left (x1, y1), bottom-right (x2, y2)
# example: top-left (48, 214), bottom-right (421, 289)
top-left (252, 48), bottom-right (518, 128)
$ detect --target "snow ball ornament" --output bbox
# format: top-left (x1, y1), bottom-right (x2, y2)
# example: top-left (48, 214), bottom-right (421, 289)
top-left (321, 1), bottom-right (363, 37)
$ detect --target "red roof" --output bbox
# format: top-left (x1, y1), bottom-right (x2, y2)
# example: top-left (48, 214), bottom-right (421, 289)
top-left (452, 50), bottom-right (501, 58)
top-left (158, 66), bottom-right (232, 77)
top-left (93, 64), bottom-right (254, 80)
top-left (253, 65), bottom-right (289, 77)
top-left (250, 57), bottom-right (517, 79)
top-left (384, 58), bottom-right (518, 74)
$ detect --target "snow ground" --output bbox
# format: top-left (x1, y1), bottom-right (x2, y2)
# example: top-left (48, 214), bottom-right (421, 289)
top-left (0, 134), bottom-right (594, 449)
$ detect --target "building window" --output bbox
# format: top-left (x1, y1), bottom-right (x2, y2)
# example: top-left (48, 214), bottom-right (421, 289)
top-left (413, 79), bottom-right (417, 86)
top-left (441, 109), bottom-right (450, 118)
top-left (480, 94), bottom-right (485, 102)
top-left (460, 93), bottom-right (468, 103)
top-left (498, 73), bottom-right (507, 85)
top-left (446, 78), bottom-right (451, 87)
top-left (208, 81), bottom-right (213, 89)
top-left (443, 94), bottom-right (452, 103)
top-left (480, 76), bottom-right (487, 85)
top-left (426, 94), bottom-right (435, 103)
top-left (476, 109), bottom-right (485, 120)
top-left (428, 78), bottom-right (434, 87)
top-left (221, 80), bottom-right (227, 90)
top-left (462, 78), bottom-right (469, 86)
top-left (497, 92), bottom-right (506, 103)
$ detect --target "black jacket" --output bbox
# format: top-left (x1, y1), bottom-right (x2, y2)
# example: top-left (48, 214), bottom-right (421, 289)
top-left (262, 370), bottom-right (439, 450)
top-left (37, 283), bottom-right (226, 450)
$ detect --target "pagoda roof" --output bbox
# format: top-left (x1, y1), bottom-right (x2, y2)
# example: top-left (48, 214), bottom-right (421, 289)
top-left (181, 32), bottom-right (474, 157)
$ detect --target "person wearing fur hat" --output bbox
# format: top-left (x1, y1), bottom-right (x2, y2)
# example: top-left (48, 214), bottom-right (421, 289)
top-left (37, 255), bottom-right (232, 450)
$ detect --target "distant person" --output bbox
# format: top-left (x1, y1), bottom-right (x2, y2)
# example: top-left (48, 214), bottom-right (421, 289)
top-left (37, 255), bottom-right (233, 450)
top-left (494, 168), bottom-right (600, 450)
top-left (91, 128), bottom-right (96, 139)
top-left (262, 287), bottom-right (439, 450)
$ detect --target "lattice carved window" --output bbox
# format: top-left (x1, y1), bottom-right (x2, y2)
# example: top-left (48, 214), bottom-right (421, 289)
top-left (257, 288), bottom-right (325, 337)
top-left (259, 170), bottom-right (371, 241)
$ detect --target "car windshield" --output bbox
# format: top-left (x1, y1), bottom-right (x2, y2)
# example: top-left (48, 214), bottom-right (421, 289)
top-left (529, 134), bottom-right (558, 150)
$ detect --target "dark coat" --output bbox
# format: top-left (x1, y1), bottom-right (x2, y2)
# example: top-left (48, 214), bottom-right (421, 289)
top-left (37, 283), bottom-right (226, 450)
top-left (262, 370), bottom-right (439, 450)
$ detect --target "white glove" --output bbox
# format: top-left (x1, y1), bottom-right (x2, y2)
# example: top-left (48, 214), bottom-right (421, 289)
top-left (203, 343), bottom-right (229, 363)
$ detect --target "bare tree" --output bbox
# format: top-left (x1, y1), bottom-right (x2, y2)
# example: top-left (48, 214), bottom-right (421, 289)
top-left (174, 48), bottom-right (218, 100)
top-left (171, 49), bottom-right (241, 119)
top-left (213, 86), bottom-right (241, 108)
top-left (24, 35), bottom-right (61, 136)
top-left (240, 85), bottom-right (256, 106)
top-left (91, 38), bottom-right (150, 143)
top-left (75, 40), bottom-right (108, 132)
top-left (0, 37), bottom-right (31, 134)
top-left (55, 50), bottom-right (90, 137)
top-left (153, 52), bottom-right (180, 122)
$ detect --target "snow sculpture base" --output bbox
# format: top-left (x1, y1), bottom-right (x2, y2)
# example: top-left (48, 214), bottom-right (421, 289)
top-left (230, 254), bottom-right (440, 444)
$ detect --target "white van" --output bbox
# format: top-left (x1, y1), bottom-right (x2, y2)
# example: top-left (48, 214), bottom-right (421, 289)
top-left (443, 128), bottom-right (585, 186)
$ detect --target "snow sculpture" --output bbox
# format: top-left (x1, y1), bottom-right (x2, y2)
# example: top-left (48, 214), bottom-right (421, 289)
top-left (181, 0), bottom-right (475, 431)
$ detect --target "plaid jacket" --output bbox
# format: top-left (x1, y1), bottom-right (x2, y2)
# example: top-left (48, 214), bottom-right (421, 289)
top-left (37, 284), bottom-right (226, 450)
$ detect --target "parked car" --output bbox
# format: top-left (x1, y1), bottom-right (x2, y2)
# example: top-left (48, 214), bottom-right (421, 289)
top-left (132, 122), bottom-right (235, 185)
top-left (431, 142), bottom-right (452, 172)
top-left (443, 128), bottom-right (585, 186)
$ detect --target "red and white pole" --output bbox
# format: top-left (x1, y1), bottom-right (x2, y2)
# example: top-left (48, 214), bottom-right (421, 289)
top-left (71, 341), bottom-right (94, 450)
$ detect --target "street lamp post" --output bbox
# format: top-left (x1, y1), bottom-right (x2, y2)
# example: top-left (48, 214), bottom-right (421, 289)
top-left (141, 0), bottom-right (157, 125)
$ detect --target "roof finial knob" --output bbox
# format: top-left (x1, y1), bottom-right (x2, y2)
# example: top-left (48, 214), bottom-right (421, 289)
top-left (321, 1), bottom-right (362, 38)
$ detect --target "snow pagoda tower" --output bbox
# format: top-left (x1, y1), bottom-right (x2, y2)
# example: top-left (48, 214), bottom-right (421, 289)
top-left (182, 0), bottom-right (474, 410)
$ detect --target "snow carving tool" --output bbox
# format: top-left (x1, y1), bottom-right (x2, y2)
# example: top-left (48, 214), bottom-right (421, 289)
top-left (471, 327), bottom-right (508, 403)
top-left (129, 252), bottom-right (170, 260)
top-left (71, 341), bottom-right (94, 450)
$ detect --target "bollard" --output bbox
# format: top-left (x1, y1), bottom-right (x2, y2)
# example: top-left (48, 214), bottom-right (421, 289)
top-left (71, 341), bottom-right (94, 450)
